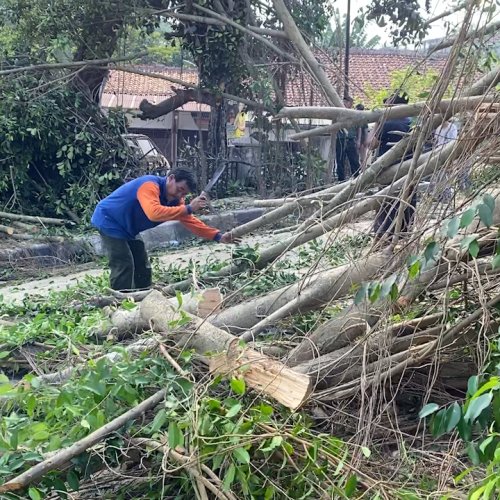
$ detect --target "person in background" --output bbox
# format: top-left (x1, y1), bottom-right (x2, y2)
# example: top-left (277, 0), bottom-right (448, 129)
top-left (433, 117), bottom-right (458, 147)
top-left (371, 92), bottom-right (417, 241)
top-left (91, 169), bottom-right (241, 291)
top-left (430, 117), bottom-right (461, 201)
top-left (336, 95), bottom-right (361, 182)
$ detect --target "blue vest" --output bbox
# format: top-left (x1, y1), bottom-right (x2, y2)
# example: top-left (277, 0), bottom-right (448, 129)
top-left (91, 176), bottom-right (180, 239)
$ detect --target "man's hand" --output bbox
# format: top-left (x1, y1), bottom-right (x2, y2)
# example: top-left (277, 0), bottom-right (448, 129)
top-left (189, 194), bottom-right (208, 212)
top-left (220, 231), bottom-right (242, 244)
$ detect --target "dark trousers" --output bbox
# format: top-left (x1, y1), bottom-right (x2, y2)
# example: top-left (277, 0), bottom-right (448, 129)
top-left (373, 192), bottom-right (417, 238)
top-left (336, 137), bottom-right (360, 182)
top-left (100, 232), bottom-right (152, 291)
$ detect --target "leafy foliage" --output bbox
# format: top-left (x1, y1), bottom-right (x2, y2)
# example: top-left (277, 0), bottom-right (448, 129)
top-left (363, 66), bottom-right (452, 107)
top-left (0, 73), bottom-right (134, 219)
top-left (362, 0), bottom-right (430, 45)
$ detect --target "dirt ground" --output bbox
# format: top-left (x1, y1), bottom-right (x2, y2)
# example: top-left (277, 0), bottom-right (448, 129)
top-left (0, 221), bottom-right (372, 305)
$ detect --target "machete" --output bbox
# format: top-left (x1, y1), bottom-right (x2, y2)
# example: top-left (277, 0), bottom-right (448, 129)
top-left (201, 163), bottom-right (227, 198)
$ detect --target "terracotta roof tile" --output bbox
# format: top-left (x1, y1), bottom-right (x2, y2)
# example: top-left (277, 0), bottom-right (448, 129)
top-left (102, 49), bottom-right (447, 110)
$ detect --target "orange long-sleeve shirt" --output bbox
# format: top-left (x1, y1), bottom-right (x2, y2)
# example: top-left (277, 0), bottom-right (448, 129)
top-left (137, 181), bottom-right (220, 240)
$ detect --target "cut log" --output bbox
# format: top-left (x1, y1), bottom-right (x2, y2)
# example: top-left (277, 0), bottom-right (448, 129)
top-left (0, 224), bottom-right (14, 235)
top-left (0, 211), bottom-right (69, 225)
top-left (209, 340), bottom-right (311, 410)
top-left (139, 291), bottom-right (312, 409)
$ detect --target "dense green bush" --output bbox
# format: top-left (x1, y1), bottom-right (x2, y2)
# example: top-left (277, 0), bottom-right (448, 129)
top-left (0, 73), bottom-right (136, 221)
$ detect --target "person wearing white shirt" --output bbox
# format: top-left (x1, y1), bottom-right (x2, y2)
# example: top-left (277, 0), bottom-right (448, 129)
top-left (433, 119), bottom-right (458, 146)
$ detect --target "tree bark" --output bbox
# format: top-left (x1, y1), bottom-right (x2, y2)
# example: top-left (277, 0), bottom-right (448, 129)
top-left (239, 252), bottom-right (388, 342)
top-left (271, 0), bottom-right (343, 107)
top-left (140, 88), bottom-right (216, 120)
top-left (139, 291), bottom-right (312, 409)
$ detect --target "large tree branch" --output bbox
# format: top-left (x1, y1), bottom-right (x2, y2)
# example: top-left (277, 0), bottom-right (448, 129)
top-left (108, 66), bottom-right (272, 118)
top-left (271, 0), bottom-right (343, 107)
top-left (139, 88), bottom-right (216, 119)
top-left (423, 2), bottom-right (468, 28)
top-left (428, 19), bottom-right (500, 54)
top-left (276, 96), bottom-right (491, 122)
top-left (287, 91), bottom-right (496, 141)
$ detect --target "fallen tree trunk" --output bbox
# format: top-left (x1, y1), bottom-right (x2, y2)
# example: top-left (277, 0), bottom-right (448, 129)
top-left (164, 153), bottom-right (445, 296)
top-left (314, 293), bottom-right (500, 402)
top-left (0, 211), bottom-right (70, 225)
top-left (138, 291), bottom-right (311, 409)
top-left (276, 95), bottom-right (489, 123)
top-left (239, 252), bottom-right (388, 342)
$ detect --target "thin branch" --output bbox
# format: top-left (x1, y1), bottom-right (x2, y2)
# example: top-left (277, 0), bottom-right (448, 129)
top-left (423, 2), bottom-right (468, 28)
top-left (0, 389), bottom-right (168, 493)
top-left (0, 52), bottom-right (148, 77)
top-left (192, 4), bottom-right (296, 62)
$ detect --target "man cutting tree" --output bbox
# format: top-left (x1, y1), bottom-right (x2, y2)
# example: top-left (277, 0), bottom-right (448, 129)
top-left (91, 168), bottom-right (240, 291)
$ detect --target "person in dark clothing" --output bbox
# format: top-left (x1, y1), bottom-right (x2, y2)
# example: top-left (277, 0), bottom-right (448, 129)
top-left (372, 92), bottom-right (417, 240)
top-left (336, 96), bottom-right (361, 181)
top-left (91, 168), bottom-right (241, 291)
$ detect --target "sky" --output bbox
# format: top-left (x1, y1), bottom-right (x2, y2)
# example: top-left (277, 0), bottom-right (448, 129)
top-left (335, 0), bottom-right (465, 48)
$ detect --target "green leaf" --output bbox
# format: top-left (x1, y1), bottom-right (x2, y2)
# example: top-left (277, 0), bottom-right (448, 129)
top-left (67, 470), bottom-right (80, 491)
top-left (150, 409), bottom-right (167, 433)
top-left (28, 487), bottom-right (42, 500)
top-left (459, 208), bottom-right (476, 228)
top-left (225, 403), bottom-right (242, 418)
top-left (175, 289), bottom-right (183, 308)
top-left (32, 430), bottom-right (50, 441)
top-left (230, 377), bottom-right (246, 395)
top-left (453, 466), bottom-right (474, 484)
top-left (446, 217), bottom-right (460, 238)
top-left (492, 254), bottom-right (500, 269)
top-left (361, 446), bottom-right (371, 458)
top-left (464, 393), bottom-right (493, 423)
top-left (380, 274), bottom-right (398, 298)
top-left (468, 239), bottom-right (480, 258)
top-left (0, 351), bottom-right (10, 359)
top-left (424, 241), bottom-right (439, 262)
top-left (168, 421), bottom-right (184, 448)
top-left (419, 403), bottom-right (439, 419)
top-left (368, 283), bottom-right (381, 303)
top-left (445, 402), bottom-right (461, 432)
top-left (479, 435), bottom-right (494, 454)
top-left (473, 376), bottom-right (500, 398)
top-left (483, 193), bottom-right (496, 212)
top-left (344, 474), bottom-right (358, 497)
top-left (233, 447), bottom-right (250, 464)
top-left (467, 442), bottom-right (481, 466)
top-left (478, 203), bottom-right (493, 228)
top-left (222, 463), bottom-right (236, 491)
top-left (408, 259), bottom-right (421, 279)
top-left (354, 282), bottom-right (368, 304)
top-left (467, 375), bottom-right (479, 397)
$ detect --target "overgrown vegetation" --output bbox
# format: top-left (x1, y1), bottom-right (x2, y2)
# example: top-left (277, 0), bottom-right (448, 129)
top-left (0, 74), bottom-right (134, 219)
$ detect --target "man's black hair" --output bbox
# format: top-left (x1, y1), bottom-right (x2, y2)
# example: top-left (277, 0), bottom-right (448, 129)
top-left (169, 168), bottom-right (197, 192)
top-left (383, 91), bottom-right (409, 105)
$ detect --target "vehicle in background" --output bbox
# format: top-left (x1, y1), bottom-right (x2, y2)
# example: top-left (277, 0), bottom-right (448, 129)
top-left (122, 133), bottom-right (170, 175)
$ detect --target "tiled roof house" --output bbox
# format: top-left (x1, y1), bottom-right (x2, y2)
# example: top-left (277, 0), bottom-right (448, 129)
top-left (100, 48), bottom-right (447, 160)
top-left (101, 48), bottom-right (447, 111)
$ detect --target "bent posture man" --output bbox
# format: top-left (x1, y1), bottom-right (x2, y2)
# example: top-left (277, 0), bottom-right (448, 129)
top-left (91, 168), bottom-right (239, 291)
